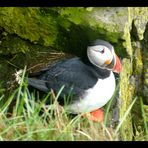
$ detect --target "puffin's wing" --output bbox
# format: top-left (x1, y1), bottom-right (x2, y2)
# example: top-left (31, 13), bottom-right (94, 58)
top-left (28, 57), bottom-right (99, 98)
top-left (28, 78), bottom-right (49, 92)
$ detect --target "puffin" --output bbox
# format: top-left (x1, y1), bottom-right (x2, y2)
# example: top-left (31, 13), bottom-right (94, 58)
top-left (28, 39), bottom-right (122, 122)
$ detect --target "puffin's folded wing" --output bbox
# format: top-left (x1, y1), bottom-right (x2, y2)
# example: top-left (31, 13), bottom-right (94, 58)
top-left (40, 58), bottom-right (99, 90)
top-left (28, 78), bottom-right (49, 92)
top-left (28, 57), bottom-right (99, 98)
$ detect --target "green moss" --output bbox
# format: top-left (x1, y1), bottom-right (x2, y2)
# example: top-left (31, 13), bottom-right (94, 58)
top-left (0, 7), bottom-right (130, 55)
top-left (144, 105), bottom-right (148, 122)
top-left (133, 46), bottom-right (143, 75)
top-left (143, 62), bottom-right (148, 86)
top-left (0, 7), bottom-right (58, 46)
top-left (122, 8), bottom-right (133, 58)
top-left (130, 7), bottom-right (148, 40)
top-left (56, 7), bottom-right (126, 52)
top-left (131, 43), bottom-right (144, 130)
top-left (0, 34), bottom-right (29, 54)
top-left (119, 58), bottom-right (135, 140)
top-left (119, 41), bottom-right (144, 140)
top-left (59, 7), bottom-right (87, 25)
top-left (120, 23), bottom-right (145, 140)
top-left (53, 8), bottom-right (126, 48)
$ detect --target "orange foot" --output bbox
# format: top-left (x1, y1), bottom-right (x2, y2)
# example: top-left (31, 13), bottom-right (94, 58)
top-left (83, 108), bottom-right (104, 122)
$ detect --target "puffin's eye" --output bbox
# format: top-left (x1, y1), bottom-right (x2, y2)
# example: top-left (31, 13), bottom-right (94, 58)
top-left (100, 48), bottom-right (105, 54)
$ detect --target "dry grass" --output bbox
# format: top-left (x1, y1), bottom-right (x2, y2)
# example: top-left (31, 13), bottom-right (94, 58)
top-left (0, 66), bottom-right (147, 141)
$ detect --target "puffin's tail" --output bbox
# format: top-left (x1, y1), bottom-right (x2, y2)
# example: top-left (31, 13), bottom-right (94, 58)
top-left (28, 78), bottom-right (49, 92)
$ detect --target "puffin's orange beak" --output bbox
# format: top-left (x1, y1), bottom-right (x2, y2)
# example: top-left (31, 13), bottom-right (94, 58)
top-left (113, 53), bottom-right (122, 73)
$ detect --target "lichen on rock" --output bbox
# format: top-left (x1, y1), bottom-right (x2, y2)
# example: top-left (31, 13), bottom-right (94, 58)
top-left (119, 58), bottom-right (135, 141)
top-left (0, 7), bottom-right (58, 46)
top-left (130, 7), bottom-right (148, 40)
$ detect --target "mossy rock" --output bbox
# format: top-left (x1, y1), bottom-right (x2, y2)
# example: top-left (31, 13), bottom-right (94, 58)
top-left (119, 58), bottom-right (136, 140)
top-left (130, 7), bottom-right (148, 40)
top-left (0, 7), bottom-right (131, 56)
top-left (0, 7), bottom-right (58, 46)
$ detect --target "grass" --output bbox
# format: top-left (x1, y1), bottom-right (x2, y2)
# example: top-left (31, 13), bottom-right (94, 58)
top-left (0, 67), bottom-right (147, 141)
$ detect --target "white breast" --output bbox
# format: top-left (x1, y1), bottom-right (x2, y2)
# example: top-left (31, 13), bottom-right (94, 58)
top-left (66, 72), bottom-right (115, 114)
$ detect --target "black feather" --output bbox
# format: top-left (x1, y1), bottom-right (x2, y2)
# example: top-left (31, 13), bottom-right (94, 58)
top-left (28, 57), bottom-right (110, 104)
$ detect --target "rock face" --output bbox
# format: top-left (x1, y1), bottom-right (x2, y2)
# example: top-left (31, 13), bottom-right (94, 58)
top-left (0, 7), bottom-right (128, 55)
top-left (0, 7), bottom-right (147, 140)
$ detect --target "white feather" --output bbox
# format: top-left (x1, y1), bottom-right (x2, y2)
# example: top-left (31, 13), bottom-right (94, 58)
top-left (87, 45), bottom-right (113, 68)
top-left (67, 72), bottom-right (115, 113)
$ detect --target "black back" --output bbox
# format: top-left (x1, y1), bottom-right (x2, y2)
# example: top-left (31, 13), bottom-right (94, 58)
top-left (28, 57), bottom-right (111, 103)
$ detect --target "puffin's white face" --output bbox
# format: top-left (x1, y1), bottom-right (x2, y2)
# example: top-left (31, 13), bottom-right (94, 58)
top-left (87, 45), bottom-right (114, 70)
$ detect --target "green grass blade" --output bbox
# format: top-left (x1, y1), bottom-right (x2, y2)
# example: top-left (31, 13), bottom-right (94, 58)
top-left (0, 121), bottom-right (25, 136)
top-left (55, 85), bottom-right (65, 100)
top-left (0, 95), bottom-right (4, 102)
top-left (0, 89), bottom-right (18, 114)
top-left (17, 92), bottom-right (25, 116)
top-left (62, 114), bottom-right (81, 132)
top-left (104, 83), bottom-right (119, 126)
top-left (14, 66), bottom-right (27, 116)
top-left (14, 128), bottom-right (57, 141)
top-left (115, 96), bottom-right (138, 134)
top-left (33, 92), bottom-right (51, 116)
